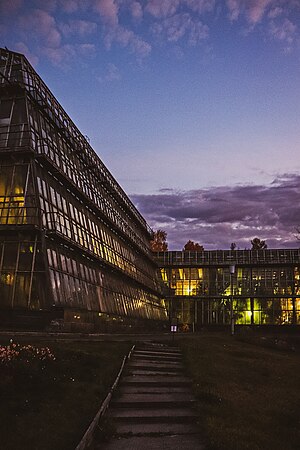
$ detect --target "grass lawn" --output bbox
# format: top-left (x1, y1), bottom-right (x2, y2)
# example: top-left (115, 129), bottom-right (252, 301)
top-left (180, 333), bottom-right (300, 450)
top-left (0, 339), bottom-right (131, 450)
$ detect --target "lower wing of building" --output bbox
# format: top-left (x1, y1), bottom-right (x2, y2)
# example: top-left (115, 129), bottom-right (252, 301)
top-left (156, 250), bottom-right (300, 327)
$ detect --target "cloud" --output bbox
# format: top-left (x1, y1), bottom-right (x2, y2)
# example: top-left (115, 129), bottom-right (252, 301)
top-left (42, 44), bottom-right (76, 66)
top-left (97, 62), bottom-right (121, 82)
top-left (131, 174), bottom-right (300, 250)
top-left (185, 0), bottom-right (215, 14)
top-left (145, 0), bottom-right (180, 18)
top-left (18, 8), bottom-right (61, 48)
top-left (14, 41), bottom-right (39, 66)
top-left (151, 13), bottom-right (209, 45)
top-left (226, 0), bottom-right (275, 24)
top-left (268, 6), bottom-right (283, 18)
top-left (145, 0), bottom-right (215, 18)
top-left (59, 0), bottom-right (80, 13)
top-left (78, 43), bottom-right (96, 56)
top-left (269, 18), bottom-right (297, 44)
top-left (246, 0), bottom-right (273, 24)
top-left (0, 0), bottom-right (23, 15)
top-left (94, 0), bottom-right (119, 25)
top-left (104, 25), bottom-right (151, 56)
top-left (128, 1), bottom-right (143, 20)
top-left (1, 0), bottom-right (299, 68)
top-left (59, 19), bottom-right (97, 37)
top-left (226, 0), bottom-right (298, 26)
top-left (224, 0), bottom-right (299, 52)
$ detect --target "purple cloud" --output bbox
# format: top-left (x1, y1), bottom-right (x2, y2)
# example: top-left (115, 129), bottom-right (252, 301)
top-left (131, 174), bottom-right (300, 250)
top-left (1, 0), bottom-right (299, 68)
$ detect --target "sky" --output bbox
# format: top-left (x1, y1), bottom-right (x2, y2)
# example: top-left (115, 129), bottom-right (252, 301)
top-left (1, 0), bottom-right (300, 250)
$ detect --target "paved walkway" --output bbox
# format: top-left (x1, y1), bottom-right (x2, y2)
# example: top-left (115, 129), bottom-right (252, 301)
top-left (95, 342), bottom-right (205, 449)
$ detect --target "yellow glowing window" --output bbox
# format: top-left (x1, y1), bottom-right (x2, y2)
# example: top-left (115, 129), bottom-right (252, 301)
top-left (161, 269), bottom-right (168, 282)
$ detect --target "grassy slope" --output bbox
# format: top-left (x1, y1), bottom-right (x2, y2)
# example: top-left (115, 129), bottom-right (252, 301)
top-left (180, 333), bottom-right (300, 450)
top-left (0, 340), bottom-right (130, 450)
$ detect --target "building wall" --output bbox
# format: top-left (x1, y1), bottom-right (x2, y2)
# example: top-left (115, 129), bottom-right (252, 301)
top-left (0, 48), bottom-right (167, 329)
top-left (157, 251), bottom-right (300, 326)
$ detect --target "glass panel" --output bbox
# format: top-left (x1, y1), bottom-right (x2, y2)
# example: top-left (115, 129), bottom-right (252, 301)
top-left (0, 166), bottom-right (13, 196)
top-left (2, 242), bottom-right (18, 270)
top-left (18, 242), bottom-right (34, 270)
top-left (0, 273), bottom-right (14, 307)
top-left (13, 273), bottom-right (30, 308)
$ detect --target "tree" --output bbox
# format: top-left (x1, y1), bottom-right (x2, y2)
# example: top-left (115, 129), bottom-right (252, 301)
top-left (150, 229), bottom-right (168, 252)
top-left (230, 242), bottom-right (237, 250)
top-left (183, 240), bottom-right (204, 251)
top-left (251, 237), bottom-right (267, 250)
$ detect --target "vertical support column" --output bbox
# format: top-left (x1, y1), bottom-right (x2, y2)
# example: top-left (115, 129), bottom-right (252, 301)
top-left (230, 264), bottom-right (235, 335)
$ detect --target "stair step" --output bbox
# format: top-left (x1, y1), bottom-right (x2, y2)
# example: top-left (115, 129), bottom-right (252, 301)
top-left (127, 363), bottom-right (183, 372)
top-left (121, 376), bottom-right (190, 386)
top-left (99, 434), bottom-right (205, 450)
top-left (118, 385), bottom-right (192, 395)
top-left (115, 422), bottom-right (200, 435)
top-left (113, 393), bottom-right (195, 403)
top-left (108, 407), bottom-right (198, 423)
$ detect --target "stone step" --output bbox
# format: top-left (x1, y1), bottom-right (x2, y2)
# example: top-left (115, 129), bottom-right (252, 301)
top-left (127, 363), bottom-right (183, 372)
top-left (108, 407), bottom-right (198, 423)
top-left (118, 385), bottom-right (192, 395)
top-left (111, 394), bottom-right (196, 408)
top-left (130, 357), bottom-right (182, 364)
top-left (136, 353), bottom-right (180, 357)
top-left (137, 345), bottom-right (180, 352)
top-left (127, 369), bottom-right (184, 376)
top-left (133, 355), bottom-right (182, 363)
top-left (114, 422), bottom-right (200, 436)
top-left (121, 375), bottom-right (191, 386)
top-left (111, 400), bottom-right (196, 409)
top-left (98, 434), bottom-right (205, 450)
top-left (113, 393), bottom-right (195, 403)
top-left (134, 351), bottom-right (181, 359)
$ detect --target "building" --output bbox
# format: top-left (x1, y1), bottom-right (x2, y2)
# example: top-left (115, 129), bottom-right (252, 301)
top-left (0, 48), bottom-right (167, 331)
top-left (156, 250), bottom-right (300, 327)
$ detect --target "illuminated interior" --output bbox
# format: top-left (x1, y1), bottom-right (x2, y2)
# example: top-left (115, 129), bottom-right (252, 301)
top-left (158, 253), bottom-right (300, 326)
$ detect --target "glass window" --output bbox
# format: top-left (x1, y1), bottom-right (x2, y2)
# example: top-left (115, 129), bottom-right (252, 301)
top-left (13, 273), bottom-right (30, 308)
top-left (18, 242), bottom-right (34, 270)
top-left (2, 242), bottom-right (18, 270)
top-left (0, 273), bottom-right (13, 306)
top-left (0, 99), bottom-right (13, 124)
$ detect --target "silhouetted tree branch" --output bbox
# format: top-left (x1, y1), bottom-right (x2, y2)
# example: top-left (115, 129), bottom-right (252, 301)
top-left (251, 237), bottom-right (267, 250)
top-left (183, 240), bottom-right (204, 251)
top-left (150, 229), bottom-right (168, 252)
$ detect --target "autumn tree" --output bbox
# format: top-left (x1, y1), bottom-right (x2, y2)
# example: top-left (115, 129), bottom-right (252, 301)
top-left (183, 240), bottom-right (204, 251)
top-left (251, 237), bottom-right (267, 250)
top-left (150, 229), bottom-right (168, 252)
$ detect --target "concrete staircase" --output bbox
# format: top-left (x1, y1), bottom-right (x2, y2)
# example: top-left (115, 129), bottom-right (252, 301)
top-left (95, 342), bottom-right (205, 449)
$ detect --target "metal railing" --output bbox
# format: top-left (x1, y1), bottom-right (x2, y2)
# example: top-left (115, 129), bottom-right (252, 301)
top-left (0, 206), bottom-right (40, 226)
top-left (155, 249), bottom-right (300, 266)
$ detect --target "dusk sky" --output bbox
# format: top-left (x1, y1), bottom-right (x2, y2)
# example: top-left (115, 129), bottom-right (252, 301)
top-left (1, 0), bottom-right (300, 249)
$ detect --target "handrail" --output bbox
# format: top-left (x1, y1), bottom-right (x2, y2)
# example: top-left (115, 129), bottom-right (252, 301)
top-left (75, 345), bottom-right (135, 450)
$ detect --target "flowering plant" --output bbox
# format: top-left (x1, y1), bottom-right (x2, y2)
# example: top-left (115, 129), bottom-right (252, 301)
top-left (0, 341), bottom-right (56, 366)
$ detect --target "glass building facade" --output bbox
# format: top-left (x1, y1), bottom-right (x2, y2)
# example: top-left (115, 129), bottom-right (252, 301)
top-left (0, 48), bottom-right (167, 330)
top-left (156, 250), bottom-right (300, 327)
